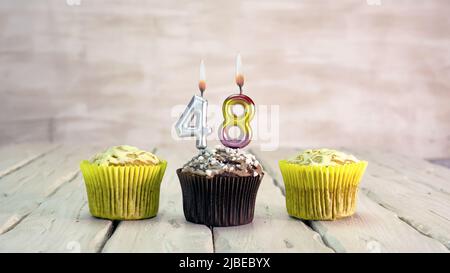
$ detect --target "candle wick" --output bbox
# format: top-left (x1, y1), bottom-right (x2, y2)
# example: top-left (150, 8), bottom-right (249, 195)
top-left (200, 90), bottom-right (204, 97)
top-left (239, 85), bottom-right (242, 95)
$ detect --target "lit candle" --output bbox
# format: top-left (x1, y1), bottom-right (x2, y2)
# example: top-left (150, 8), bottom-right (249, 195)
top-left (236, 53), bottom-right (244, 93)
top-left (219, 54), bottom-right (255, 149)
top-left (175, 60), bottom-right (212, 150)
top-left (199, 60), bottom-right (206, 96)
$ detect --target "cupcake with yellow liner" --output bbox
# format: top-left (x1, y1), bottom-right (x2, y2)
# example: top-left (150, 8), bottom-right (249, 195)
top-left (279, 149), bottom-right (368, 220)
top-left (80, 145), bottom-right (167, 220)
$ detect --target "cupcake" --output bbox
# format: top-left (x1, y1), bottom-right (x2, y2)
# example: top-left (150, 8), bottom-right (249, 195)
top-left (279, 149), bottom-right (368, 220)
top-left (80, 145), bottom-right (167, 220)
top-left (177, 146), bottom-right (264, 227)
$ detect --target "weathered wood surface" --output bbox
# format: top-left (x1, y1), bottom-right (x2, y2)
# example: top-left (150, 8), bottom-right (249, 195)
top-left (0, 145), bottom-right (97, 235)
top-left (0, 143), bottom-right (57, 178)
top-left (360, 150), bottom-right (450, 194)
top-left (0, 175), bottom-right (113, 253)
top-left (213, 170), bottom-right (333, 253)
top-left (310, 195), bottom-right (448, 253)
top-left (359, 158), bottom-right (450, 250)
top-left (252, 147), bottom-right (449, 252)
top-left (103, 145), bottom-right (214, 253)
top-left (0, 143), bottom-right (448, 252)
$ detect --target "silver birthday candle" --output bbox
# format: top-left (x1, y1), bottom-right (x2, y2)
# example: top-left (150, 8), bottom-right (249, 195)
top-left (175, 60), bottom-right (212, 149)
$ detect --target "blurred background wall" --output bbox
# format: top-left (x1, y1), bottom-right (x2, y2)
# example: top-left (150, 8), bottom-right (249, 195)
top-left (0, 0), bottom-right (449, 158)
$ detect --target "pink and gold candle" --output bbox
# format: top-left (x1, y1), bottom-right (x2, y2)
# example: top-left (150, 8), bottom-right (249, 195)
top-left (219, 54), bottom-right (256, 149)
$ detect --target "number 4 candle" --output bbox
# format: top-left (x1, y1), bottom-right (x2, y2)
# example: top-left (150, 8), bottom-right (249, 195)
top-left (219, 54), bottom-right (255, 149)
top-left (175, 60), bottom-right (212, 149)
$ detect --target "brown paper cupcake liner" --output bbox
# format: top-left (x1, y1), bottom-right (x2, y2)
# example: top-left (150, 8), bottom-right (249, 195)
top-left (177, 169), bottom-right (263, 227)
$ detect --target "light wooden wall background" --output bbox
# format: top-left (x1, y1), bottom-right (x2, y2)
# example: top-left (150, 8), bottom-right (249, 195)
top-left (0, 0), bottom-right (449, 158)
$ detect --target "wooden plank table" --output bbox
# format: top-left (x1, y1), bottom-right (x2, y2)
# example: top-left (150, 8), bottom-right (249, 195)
top-left (0, 143), bottom-right (448, 253)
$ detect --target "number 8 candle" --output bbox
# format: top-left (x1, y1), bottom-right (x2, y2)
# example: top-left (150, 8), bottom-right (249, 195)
top-left (219, 54), bottom-right (255, 149)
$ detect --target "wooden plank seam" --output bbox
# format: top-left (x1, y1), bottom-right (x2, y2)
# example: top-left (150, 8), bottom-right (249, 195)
top-left (250, 148), bottom-right (450, 252)
top-left (0, 144), bottom-right (60, 178)
top-left (250, 148), bottom-right (337, 252)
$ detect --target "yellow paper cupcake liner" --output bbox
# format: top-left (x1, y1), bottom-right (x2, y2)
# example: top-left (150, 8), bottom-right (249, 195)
top-left (80, 160), bottom-right (167, 220)
top-left (279, 160), bottom-right (368, 220)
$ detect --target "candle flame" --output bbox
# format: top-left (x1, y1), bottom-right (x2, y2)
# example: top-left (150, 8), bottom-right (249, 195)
top-left (199, 59), bottom-right (206, 93)
top-left (235, 53), bottom-right (244, 89)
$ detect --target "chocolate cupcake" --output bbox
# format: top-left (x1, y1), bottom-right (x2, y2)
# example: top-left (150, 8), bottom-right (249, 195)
top-left (177, 146), bottom-right (264, 227)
